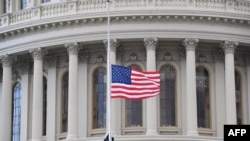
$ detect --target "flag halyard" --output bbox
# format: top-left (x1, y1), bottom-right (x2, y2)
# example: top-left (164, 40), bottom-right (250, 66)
top-left (111, 65), bottom-right (160, 100)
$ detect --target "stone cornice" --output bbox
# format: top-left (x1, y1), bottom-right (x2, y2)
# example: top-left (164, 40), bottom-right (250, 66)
top-left (221, 41), bottom-right (238, 54)
top-left (144, 37), bottom-right (158, 50)
top-left (182, 38), bottom-right (199, 51)
top-left (1, 13), bottom-right (250, 41)
top-left (29, 48), bottom-right (48, 60)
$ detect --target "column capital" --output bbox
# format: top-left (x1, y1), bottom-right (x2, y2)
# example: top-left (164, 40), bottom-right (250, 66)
top-left (0, 54), bottom-right (16, 67)
top-left (103, 39), bottom-right (120, 51)
top-left (65, 42), bottom-right (81, 55)
top-left (29, 48), bottom-right (48, 60)
top-left (221, 41), bottom-right (238, 54)
top-left (182, 38), bottom-right (199, 51)
top-left (144, 37), bottom-right (158, 50)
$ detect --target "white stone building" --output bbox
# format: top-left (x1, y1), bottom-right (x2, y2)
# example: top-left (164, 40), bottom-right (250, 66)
top-left (0, 0), bottom-right (250, 141)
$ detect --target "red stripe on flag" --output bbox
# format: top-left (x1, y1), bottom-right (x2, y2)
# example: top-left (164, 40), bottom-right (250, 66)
top-left (111, 69), bottom-right (160, 100)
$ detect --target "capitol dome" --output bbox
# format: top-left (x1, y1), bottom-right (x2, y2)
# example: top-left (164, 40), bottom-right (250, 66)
top-left (0, 0), bottom-right (250, 141)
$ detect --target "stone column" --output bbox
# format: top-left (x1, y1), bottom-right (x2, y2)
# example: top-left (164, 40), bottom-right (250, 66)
top-left (78, 50), bottom-right (89, 138)
top-left (246, 56), bottom-right (250, 123)
top-left (144, 37), bottom-right (158, 135)
top-left (29, 48), bottom-right (48, 141)
top-left (221, 41), bottom-right (238, 124)
top-left (183, 38), bottom-right (199, 136)
top-left (20, 61), bottom-right (31, 141)
top-left (45, 55), bottom-right (58, 141)
top-left (0, 54), bottom-right (15, 141)
top-left (65, 42), bottom-right (81, 140)
top-left (214, 49), bottom-right (225, 137)
top-left (103, 39), bottom-right (120, 135)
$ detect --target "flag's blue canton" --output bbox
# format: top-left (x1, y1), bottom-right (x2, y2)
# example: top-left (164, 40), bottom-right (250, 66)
top-left (112, 65), bottom-right (132, 84)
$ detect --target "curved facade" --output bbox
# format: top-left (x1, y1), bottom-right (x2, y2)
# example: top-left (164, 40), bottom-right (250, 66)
top-left (1, 0), bottom-right (250, 141)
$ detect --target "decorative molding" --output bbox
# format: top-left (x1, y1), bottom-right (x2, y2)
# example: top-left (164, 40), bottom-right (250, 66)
top-left (129, 53), bottom-right (138, 62)
top-left (79, 50), bottom-right (90, 63)
top-left (64, 42), bottom-right (81, 55)
top-left (214, 47), bottom-right (224, 63)
top-left (103, 39), bottom-right (120, 52)
top-left (178, 49), bottom-right (186, 60)
top-left (0, 54), bottom-right (16, 67)
top-left (45, 54), bottom-right (59, 68)
top-left (221, 41), bottom-right (238, 54)
top-left (182, 38), bottom-right (199, 51)
top-left (96, 55), bottom-right (105, 64)
top-left (19, 60), bottom-right (32, 74)
top-left (12, 70), bottom-right (20, 81)
top-left (144, 37), bottom-right (158, 50)
top-left (245, 54), bottom-right (250, 66)
top-left (163, 52), bottom-right (172, 62)
top-left (197, 54), bottom-right (207, 63)
top-left (29, 48), bottom-right (48, 60)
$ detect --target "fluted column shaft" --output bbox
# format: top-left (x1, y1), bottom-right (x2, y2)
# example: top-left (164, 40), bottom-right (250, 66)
top-left (222, 41), bottom-right (238, 124)
top-left (65, 42), bottom-right (80, 140)
top-left (144, 37), bottom-right (158, 135)
top-left (183, 38), bottom-right (199, 136)
top-left (30, 48), bottom-right (47, 141)
top-left (0, 55), bottom-right (14, 141)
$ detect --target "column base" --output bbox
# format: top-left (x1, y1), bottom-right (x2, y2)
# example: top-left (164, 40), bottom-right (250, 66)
top-left (66, 134), bottom-right (78, 141)
top-left (186, 131), bottom-right (199, 136)
top-left (146, 130), bottom-right (158, 136)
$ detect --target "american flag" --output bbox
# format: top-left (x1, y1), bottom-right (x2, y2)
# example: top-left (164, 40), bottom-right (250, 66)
top-left (111, 65), bottom-right (160, 100)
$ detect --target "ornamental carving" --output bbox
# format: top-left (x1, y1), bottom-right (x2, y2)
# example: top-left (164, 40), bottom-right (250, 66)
top-left (29, 48), bottom-right (48, 60)
top-left (214, 47), bottom-right (224, 63)
top-left (45, 54), bottom-right (59, 68)
top-left (221, 41), bottom-right (238, 54)
top-left (103, 39), bottom-right (120, 51)
top-left (182, 38), bottom-right (199, 51)
top-left (246, 55), bottom-right (250, 66)
top-left (0, 54), bottom-right (16, 67)
top-left (64, 42), bottom-right (81, 55)
top-left (19, 60), bottom-right (32, 74)
top-left (79, 50), bottom-right (90, 63)
top-left (144, 37), bottom-right (158, 50)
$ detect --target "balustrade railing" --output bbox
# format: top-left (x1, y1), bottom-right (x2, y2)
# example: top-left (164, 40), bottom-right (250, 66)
top-left (1, 0), bottom-right (250, 27)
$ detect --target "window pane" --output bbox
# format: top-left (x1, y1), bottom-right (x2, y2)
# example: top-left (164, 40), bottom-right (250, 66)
top-left (93, 68), bottom-right (106, 128)
top-left (235, 71), bottom-right (242, 124)
top-left (43, 77), bottom-right (47, 136)
top-left (62, 72), bottom-right (68, 132)
top-left (196, 67), bottom-right (210, 128)
top-left (21, 0), bottom-right (27, 9)
top-left (12, 83), bottom-right (21, 141)
top-left (160, 65), bottom-right (176, 127)
top-left (43, 0), bottom-right (51, 3)
top-left (125, 65), bottom-right (143, 127)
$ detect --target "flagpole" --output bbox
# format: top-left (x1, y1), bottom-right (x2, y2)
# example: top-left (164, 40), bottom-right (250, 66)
top-left (106, 0), bottom-right (112, 141)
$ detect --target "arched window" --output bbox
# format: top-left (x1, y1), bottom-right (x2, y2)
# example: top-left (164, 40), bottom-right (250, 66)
top-left (62, 72), bottom-right (68, 132)
top-left (93, 67), bottom-right (106, 129)
top-left (21, 0), bottom-right (27, 9)
top-left (160, 65), bottom-right (176, 126)
top-left (43, 77), bottom-right (47, 136)
top-left (196, 67), bottom-right (210, 128)
top-left (235, 71), bottom-right (242, 124)
top-left (125, 65), bottom-right (142, 127)
top-left (12, 83), bottom-right (21, 141)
